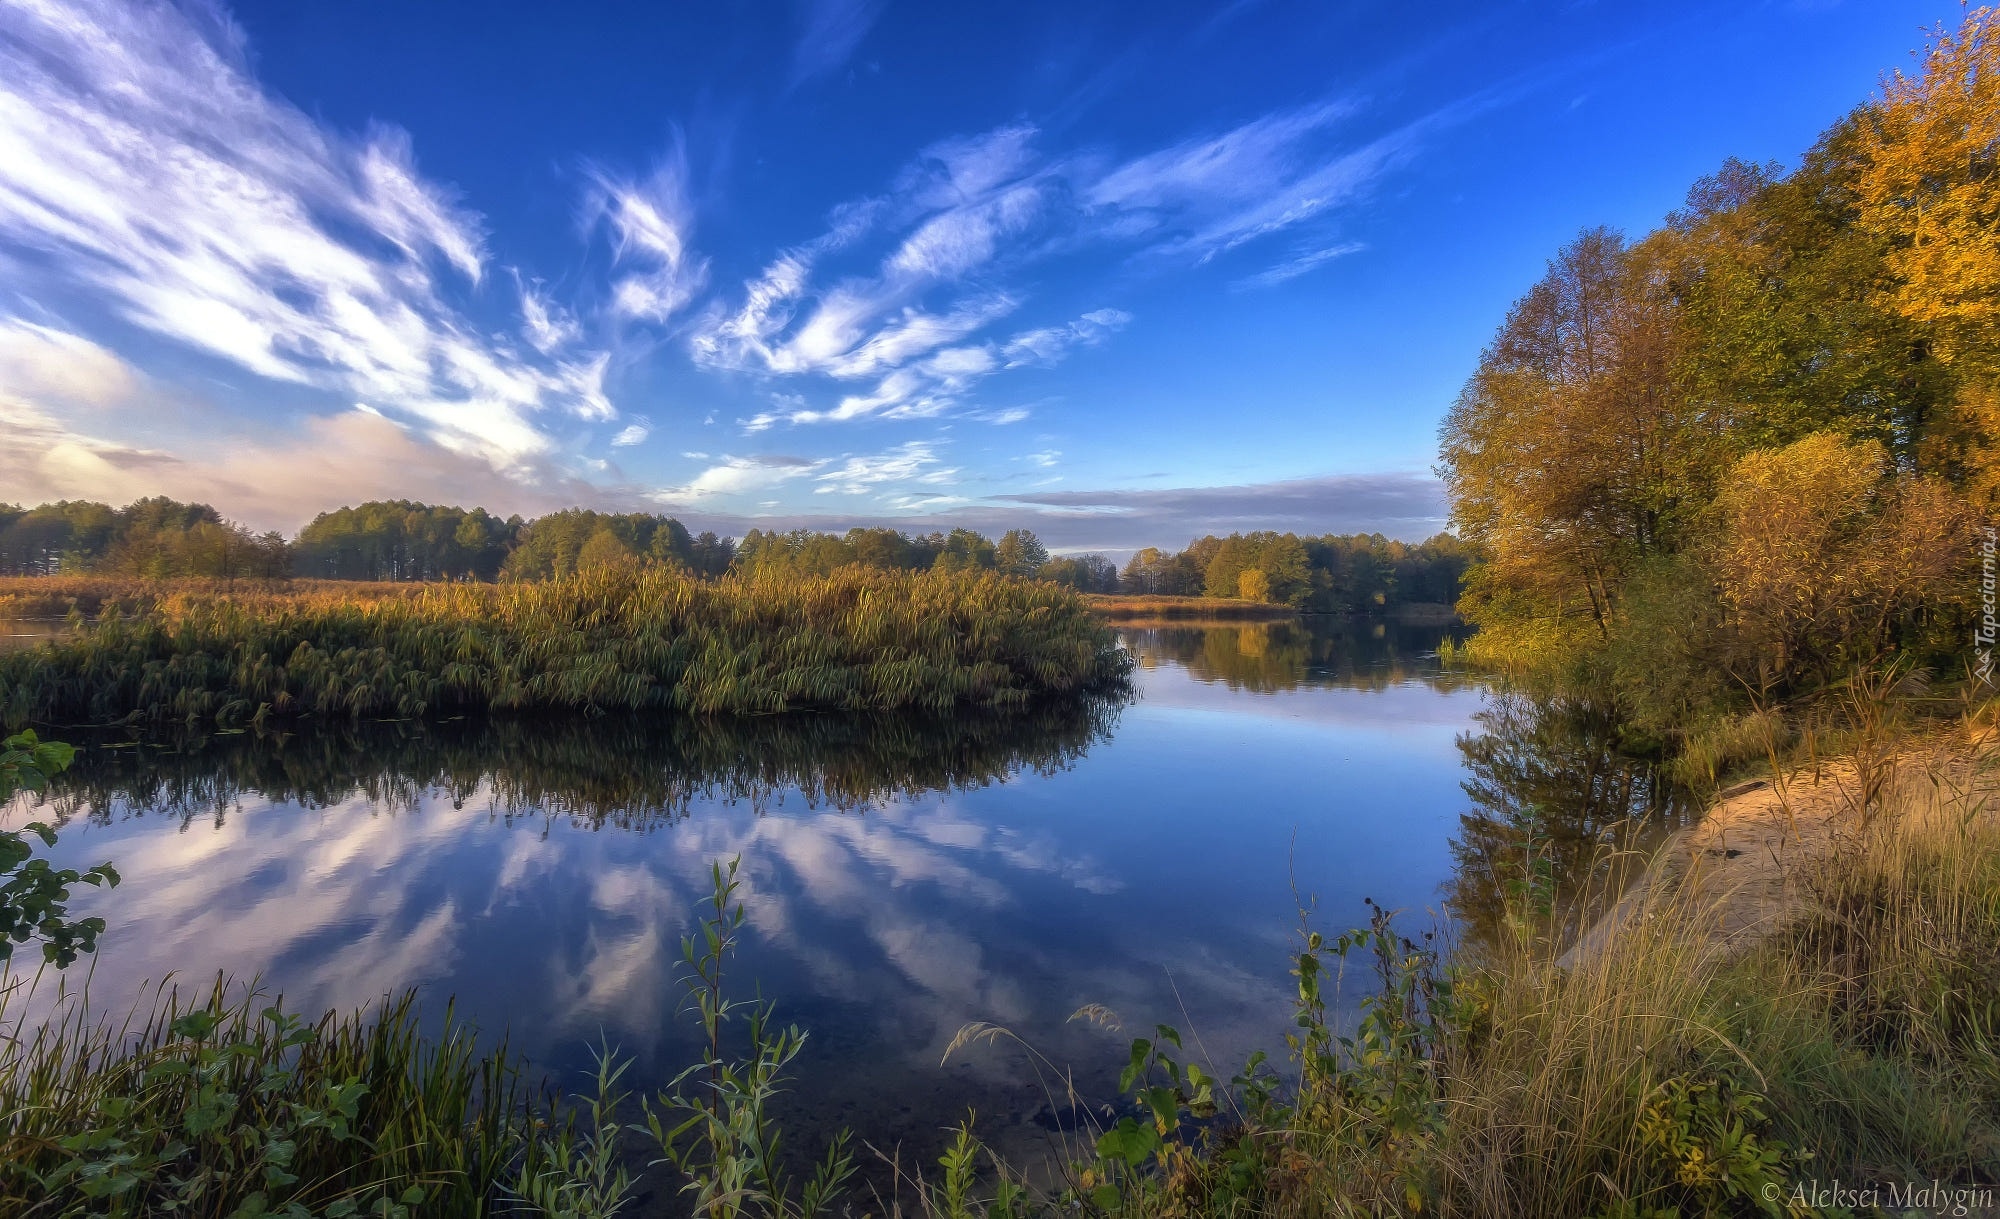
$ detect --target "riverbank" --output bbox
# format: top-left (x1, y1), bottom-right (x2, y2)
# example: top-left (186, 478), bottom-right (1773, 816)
top-left (1151, 719), bottom-right (2000, 1216)
top-left (1465, 723), bottom-right (2000, 1212)
top-left (1561, 744), bottom-right (1957, 969)
top-left (0, 565), bottom-right (1129, 727)
top-left (1083, 592), bottom-right (1297, 622)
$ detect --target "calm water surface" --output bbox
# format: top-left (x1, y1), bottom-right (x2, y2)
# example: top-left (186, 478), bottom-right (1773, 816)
top-left (6, 618), bottom-right (1675, 1187)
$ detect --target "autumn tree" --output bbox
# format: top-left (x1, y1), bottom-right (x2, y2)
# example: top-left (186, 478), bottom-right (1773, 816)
top-left (1443, 11), bottom-right (1993, 718)
top-left (1857, 7), bottom-right (2000, 500)
top-left (1120, 547), bottom-right (1202, 595)
top-left (1440, 228), bottom-right (1721, 642)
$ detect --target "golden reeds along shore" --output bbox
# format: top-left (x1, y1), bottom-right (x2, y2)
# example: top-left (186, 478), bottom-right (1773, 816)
top-left (0, 565), bottom-right (1131, 727)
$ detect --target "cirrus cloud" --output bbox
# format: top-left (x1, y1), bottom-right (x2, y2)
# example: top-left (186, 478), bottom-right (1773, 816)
top-left (0, 0), bottom-right (627, 472)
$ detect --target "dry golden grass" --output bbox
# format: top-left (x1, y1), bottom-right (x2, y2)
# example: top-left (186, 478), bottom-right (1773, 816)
top-left (1414, 727), bottom-right (2000, 1216)
top-left (1083, 593), bottom-right (1296, 623)
top-left (0, 575), bottom-right (432, 618)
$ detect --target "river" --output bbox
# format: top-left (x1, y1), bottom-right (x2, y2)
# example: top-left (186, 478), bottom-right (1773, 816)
top-left (2, 616), bottom-right (1681, 1196)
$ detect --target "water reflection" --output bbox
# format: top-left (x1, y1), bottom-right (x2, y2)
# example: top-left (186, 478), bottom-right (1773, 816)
top-left (43, 699), bottom-right (1121, 833)
top-left (9, 619), bottom-right (1493, 1190)
top-left (0, 617), bottom-right (66, 654)
top-left (1124, 618), bottom-right (1468, 693)
top-left (1446, 688), bottom-right (1692, 947)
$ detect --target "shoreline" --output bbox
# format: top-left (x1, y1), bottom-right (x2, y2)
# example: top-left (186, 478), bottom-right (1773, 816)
top-left (1562, 732), bottom-right (1994, 969)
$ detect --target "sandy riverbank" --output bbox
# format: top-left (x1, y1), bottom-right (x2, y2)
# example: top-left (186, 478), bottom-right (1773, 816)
top-left (1563, 730), bottom-right (1999, 968)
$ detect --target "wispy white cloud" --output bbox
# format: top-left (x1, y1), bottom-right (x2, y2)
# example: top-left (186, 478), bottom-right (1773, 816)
top-left (0, 329), bottom-right (607, 531)
top-left (610, 419), bottom-right (651, 447)
top-left (0, 319), bottom-right (138, 407)
top-left (1001, 308), bottom-right (1131, 368)
top-left (589, 151), bottom-right (709, 323)
top-left (518, 277), bottom-right (583, 352)
top-left (689, 93), bottom-right (1432, 435)
top-left (1232, 241), bottom-right (1367, 290)
top-left (688, 126), bottom-right (1065, 427)
top-left (0, 0), bottom-right (623, 471)
top-left (788, 0), bottom-right (886, 89)
top-left (655, 453), bottom-right (824, 501)
top-left (814, 440), bottom-right (957, 495)
top-left (1083, 100), bottom-right (1365, 259)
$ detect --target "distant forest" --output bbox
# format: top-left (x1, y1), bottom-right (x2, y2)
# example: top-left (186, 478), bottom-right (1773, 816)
top-left (0, 497), bottom-right (1467, 610)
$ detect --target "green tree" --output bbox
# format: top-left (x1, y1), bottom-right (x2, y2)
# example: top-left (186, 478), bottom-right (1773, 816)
top-left (995, 529), bottom-right (1050, 576)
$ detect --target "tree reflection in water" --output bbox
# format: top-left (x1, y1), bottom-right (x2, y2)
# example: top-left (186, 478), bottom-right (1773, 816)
top-left (40, 696), bottom-right (1125, 834)
top-left (1121, 619), bottom-right (1471, 693)
top-left (1447, 687), bottom-right (1693, 950)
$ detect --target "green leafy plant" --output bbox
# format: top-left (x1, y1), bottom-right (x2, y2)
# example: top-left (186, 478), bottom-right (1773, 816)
top-left (1, 983), bottom-right (536, 1217)
top-left (640, 856), bottom-right (856, 1219)
top-left (0, 729), bottom-right (119, 968)
top-left (1607, 1074), bottom-right (1800, 1218)
top-left (510, 1041), bottom-right (636, 1219)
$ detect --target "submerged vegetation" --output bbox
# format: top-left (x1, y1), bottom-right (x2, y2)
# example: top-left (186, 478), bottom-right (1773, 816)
top-left (0, 564), bottom-right (1129, 728)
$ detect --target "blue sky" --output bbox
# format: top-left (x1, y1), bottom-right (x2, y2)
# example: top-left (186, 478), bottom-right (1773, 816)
top-left (0, 0), bottom-right (1963, 550)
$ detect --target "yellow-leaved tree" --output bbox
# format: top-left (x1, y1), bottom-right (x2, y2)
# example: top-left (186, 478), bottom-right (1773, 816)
top-left (1706, 433), bottom-right (1969, 697)
top-left (1858, 8), bottom-right (2000, 498)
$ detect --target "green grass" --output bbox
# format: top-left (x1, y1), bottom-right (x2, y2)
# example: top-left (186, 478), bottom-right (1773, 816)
top-left (0, 564), bottom-right (1130, 728)
top-left (0, 978), bottom-right (546, 1216)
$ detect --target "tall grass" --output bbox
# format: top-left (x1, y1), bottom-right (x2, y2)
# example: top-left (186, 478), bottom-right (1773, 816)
top-left (0, 974), bottom-right (546, 1215)
top-left (0, 565), bottom-right (1129, 727)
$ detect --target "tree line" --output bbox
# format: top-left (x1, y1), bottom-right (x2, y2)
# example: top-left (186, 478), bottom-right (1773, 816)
top-left (1438, 11), bottom-right (1997, 758)
top-left (1, 495), bottom-right (1475, 609)
top-left (1120, 532), bottom-right (1470, 612)
top-left (3, 497), bottom-right (1472, 603)
top-left (0, 499), bottom-right (289, 580)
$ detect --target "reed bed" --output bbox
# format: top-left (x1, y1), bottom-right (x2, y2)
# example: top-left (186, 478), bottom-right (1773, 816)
top-left (1083, 593), bottom-right (1296, 623)
top-left (0, 975), bottom-right (546, 1215)
top-left (0, 576), bottom-right (431, 619)
top-left (0, 565), bottom-right (1129, 727)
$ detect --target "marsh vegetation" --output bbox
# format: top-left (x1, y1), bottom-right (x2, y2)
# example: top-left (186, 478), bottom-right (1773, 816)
top-left (0, 565), bottom-right (1128, 728)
